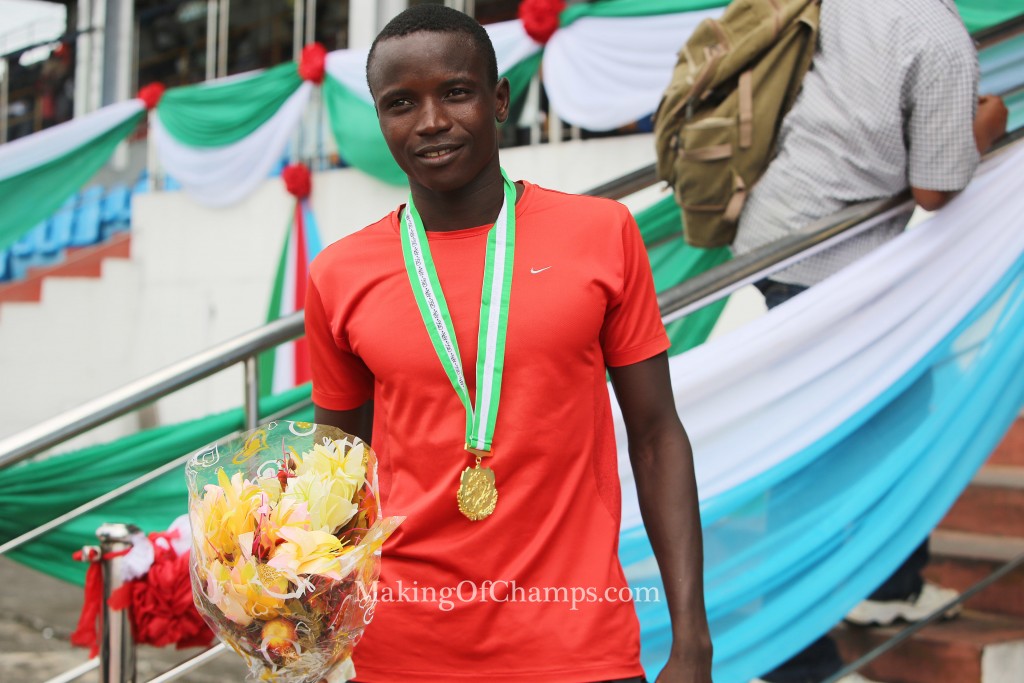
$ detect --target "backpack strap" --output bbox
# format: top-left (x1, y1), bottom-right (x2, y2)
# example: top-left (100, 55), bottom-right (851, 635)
top-left (738, 70), bottom-right (753, 149)
top-left (681, 143), bottom-right (733, 161)
top-left (723, 174), bottom-right (748, 223)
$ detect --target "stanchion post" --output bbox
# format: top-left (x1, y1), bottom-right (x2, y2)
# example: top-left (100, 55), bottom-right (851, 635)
top-left (97, 523), bottom-right (139, 683)
top-left (243, 355), bottom-right (260, 431)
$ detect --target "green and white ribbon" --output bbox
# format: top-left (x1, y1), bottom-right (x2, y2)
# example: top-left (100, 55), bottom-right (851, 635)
top-left (0, 99), bottom-right (145, 251)
top-left (399, 170), bottom-right (517, 452)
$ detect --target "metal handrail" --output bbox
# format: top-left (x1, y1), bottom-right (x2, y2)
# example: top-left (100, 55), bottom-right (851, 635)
top-left (972, 12), bottom-right (1024, 48)
top-left (0, 314), bottom-right (302, 469)
top-left (0, 395), bottom-right (314, 556)
top-left (822, 550), bottom-right (1024, 683)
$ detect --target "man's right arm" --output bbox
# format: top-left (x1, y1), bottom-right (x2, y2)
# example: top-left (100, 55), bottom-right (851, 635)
top-left (911, 94), bottom-right (1008, 211)
top-left (315, 401), bottom-right (374, 444)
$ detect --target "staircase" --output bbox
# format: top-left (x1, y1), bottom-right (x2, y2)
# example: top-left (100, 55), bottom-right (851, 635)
top-left (833, 419), bottom-right (1024, 682)
top-left (0, 233), bottom-right (132, 309)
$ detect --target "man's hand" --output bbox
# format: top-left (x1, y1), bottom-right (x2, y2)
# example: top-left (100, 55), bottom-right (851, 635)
top-left (974, 94), bottom-right (1009, 154)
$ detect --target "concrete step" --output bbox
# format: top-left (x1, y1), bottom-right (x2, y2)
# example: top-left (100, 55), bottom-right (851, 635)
top-left (833, 610), bottom-right (1024, 683)
top-left (0, 233), bottom-right (131, 307)
top-left (990, 419), bottom-right (1024, 468)
top-left (938, 466), bottom-right (1024, 538)
top-left (923, 530), bottom-right (1024, 620)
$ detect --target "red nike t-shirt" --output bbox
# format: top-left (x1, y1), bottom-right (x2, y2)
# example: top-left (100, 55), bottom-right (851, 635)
top-left (306, 181), bottom-right (669, 682)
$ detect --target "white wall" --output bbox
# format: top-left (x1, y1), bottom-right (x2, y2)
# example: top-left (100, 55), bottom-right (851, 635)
top-left (0, 134), bottom-right (674, 449)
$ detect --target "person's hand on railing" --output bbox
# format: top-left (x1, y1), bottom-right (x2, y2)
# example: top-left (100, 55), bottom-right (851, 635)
top-left (975, 94), bottom-right (1010, 154)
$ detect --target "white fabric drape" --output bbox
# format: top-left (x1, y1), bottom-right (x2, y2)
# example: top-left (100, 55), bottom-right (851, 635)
top-left (613, 143), bottom-right (1024, 529)
top-left (151, 83), bottom-right (313, 208)
top-left (325, 19), bottom-right (542, 106)
top-left (543, 9), bottom-right (722, 131)
top-left (0, 99), bottom-right (144, 181)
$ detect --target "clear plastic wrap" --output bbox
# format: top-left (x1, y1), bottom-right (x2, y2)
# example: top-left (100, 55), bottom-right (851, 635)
top-left (186, 421), bottom-right (402, 682)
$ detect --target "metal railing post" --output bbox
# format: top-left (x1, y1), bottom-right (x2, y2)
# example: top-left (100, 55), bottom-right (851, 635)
top-left (1, 57), bottom-right (9, 144)
top-left (243, 355), bottom-right (260, 430)
top-left (97, 523), bottom-right (138, 683)
top-left (217, 0), bottom-right (230, 78)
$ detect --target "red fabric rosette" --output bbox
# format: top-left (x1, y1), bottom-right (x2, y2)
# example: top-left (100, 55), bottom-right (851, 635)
top-left (298, 43), bottom-right (327, 84)
top-left (282, 163), bottom-right (312, 199)
top-left (137, 83), bottom-right (166, 110)
top-left (518, 0), bottom-right (566, 45)
top-left (111, 544), bottom-right (214, 649)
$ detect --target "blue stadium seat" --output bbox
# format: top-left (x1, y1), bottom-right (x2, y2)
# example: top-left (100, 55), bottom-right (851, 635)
top-left (163, 175), bottom-right (182, 191)
top-left (71, 186), bottom-right (104, 247)
top-left (11, 222), bottom-right (45, 258)
top-left (0, 248), bottom-right (10, 282)
top-left (8, 221), bottom-right (59, 277)
top-left (101, 185), bottom-right (132, 236)
top-left (39, 196), bottom-right (77, 255)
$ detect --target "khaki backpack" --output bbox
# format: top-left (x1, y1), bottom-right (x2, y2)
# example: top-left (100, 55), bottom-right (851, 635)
top-left (653, 0), bottom-right (820, 248)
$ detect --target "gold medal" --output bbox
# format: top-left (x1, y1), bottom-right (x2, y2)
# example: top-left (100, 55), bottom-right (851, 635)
top-left (457, 456), bottom-right (498, 521)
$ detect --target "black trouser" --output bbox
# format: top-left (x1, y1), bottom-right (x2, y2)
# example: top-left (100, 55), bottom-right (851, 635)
top-left (755, 279), bottom-right (930, 683)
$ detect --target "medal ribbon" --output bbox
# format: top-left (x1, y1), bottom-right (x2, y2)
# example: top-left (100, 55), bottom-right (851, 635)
top-left (399, 169), bottom-right (516, 453)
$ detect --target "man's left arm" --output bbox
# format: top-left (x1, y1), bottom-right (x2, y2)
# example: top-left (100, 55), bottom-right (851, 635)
top-left (609, 352), bottom-right (712, 683)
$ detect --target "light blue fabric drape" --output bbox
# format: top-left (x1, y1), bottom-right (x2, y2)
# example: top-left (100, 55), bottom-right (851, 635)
top-left (623, 159), bottom-right (1024, 683)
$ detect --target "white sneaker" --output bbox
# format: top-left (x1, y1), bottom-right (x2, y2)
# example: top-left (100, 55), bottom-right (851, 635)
top-left (845, 582), bottom-right (962, 626)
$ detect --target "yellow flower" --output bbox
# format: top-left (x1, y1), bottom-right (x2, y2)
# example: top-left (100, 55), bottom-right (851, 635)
top-left (294, 440), bottom-right (367, 489)
top-left (192, 470), bottom-right (264, 562)
top-left (278, 439), bottom-right (367, 534)
top-left (267, 526), bottom-right (348, 580)
top-left (206, 557), bottom-right (290, 626)
top-left (258, 475), bottom-right (282, 503)
top-left (281, 469), bottom-right (358, 534)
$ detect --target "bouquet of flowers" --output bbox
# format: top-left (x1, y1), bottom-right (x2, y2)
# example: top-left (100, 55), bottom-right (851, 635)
top-left (187, 421), bottom-right (402, 682)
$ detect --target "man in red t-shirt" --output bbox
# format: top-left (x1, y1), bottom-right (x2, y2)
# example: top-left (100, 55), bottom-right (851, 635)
top-left (306, 6), bottom-right (711, 682)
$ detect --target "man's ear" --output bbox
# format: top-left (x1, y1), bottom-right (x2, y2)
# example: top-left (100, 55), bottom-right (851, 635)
top-left (495, 77), bottom-right (511, 123)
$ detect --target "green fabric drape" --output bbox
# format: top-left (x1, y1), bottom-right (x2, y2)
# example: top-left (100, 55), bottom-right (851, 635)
top-left (0, 113), bottom-right (143, 252)
top-left (156, 64), bottom-right (302, 147)
top-left (504, 51), bottom-right (544, 118)
top-left (1, 387), bottom-right (313, 585)
top-left (635, 197), bottom-right (732, 354)
top-left (561, 0), bottom-right (727, 25)
top-left (259, 219), bottom-right (294, 397)
top-left (957, 0), bottom-right (1024, 33)
top-left (322, 76), bottom-right (407, 185)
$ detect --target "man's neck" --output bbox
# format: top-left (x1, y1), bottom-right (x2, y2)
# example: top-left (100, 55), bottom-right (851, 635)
top-left (409, 162), bottom-right (520, 233)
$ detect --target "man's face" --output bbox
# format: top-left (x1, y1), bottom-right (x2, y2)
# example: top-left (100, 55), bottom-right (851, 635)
top-left (369, 31), bottom-right (509, 195)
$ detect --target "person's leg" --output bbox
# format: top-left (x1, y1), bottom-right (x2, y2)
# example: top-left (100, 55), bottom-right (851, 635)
top-left (755, 280), bottom-right (809, 310)
top-left (758, 635), bottom-right (843, 683)
top-left (752, 279), bottom-right (878, 683)
top-left (868, 541), bottom-right (928, 601)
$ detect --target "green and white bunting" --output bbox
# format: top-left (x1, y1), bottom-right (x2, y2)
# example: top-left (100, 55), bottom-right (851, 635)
top-left (0, 100), bottom-right (144, 251)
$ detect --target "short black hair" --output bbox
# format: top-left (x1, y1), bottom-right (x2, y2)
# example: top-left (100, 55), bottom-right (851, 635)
top-left (366, 4), bottom-right (499, 95)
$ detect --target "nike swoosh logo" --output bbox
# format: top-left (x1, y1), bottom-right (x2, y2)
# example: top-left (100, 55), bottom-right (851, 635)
top-left (530, 266), bottom-right (552, 274)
